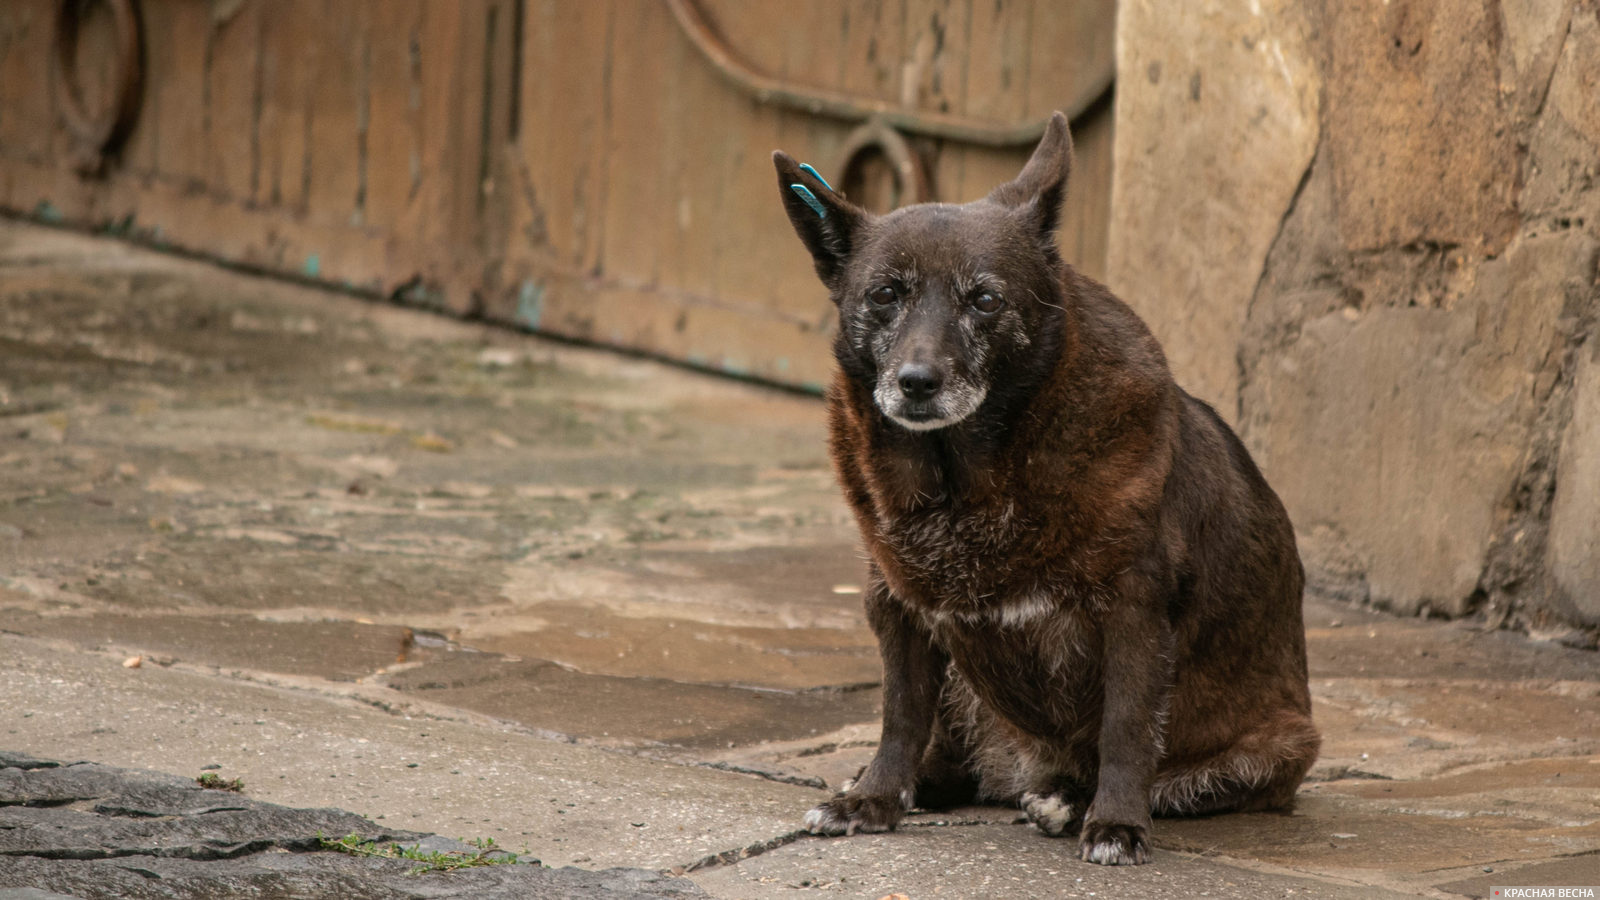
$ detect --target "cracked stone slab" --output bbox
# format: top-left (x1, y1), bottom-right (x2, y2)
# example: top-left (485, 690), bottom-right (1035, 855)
top-left (0, 754), bottom-right (706, 899)
top-left (688, 820), bottom-right (1422, 899)
top-left (0, 634), bottom-right (826, 872)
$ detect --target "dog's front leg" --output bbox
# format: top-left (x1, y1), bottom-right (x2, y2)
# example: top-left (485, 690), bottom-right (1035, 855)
top-left (1080, 568), bottom-right (1170, 865)
top-left (805, 574), bottom-right (944, 836)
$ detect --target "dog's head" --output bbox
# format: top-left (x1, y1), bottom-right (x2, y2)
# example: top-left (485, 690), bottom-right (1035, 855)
top-left (775, 113), bottom-right (1074, 432)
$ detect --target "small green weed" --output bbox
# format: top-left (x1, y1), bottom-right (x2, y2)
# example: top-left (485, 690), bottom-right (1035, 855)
top-left (319, 832), bottom-right (527, 875)
top-left (195, 773), bottom-right (244, 792)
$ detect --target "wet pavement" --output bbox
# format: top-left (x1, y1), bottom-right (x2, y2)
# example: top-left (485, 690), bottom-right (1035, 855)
top-left (1, 220), bottom-right (1597, 898)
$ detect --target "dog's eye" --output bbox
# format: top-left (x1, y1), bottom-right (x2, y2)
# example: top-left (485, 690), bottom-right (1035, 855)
top-left (971, 292), bottom-right (1004, 314)
top-left (868, 285), bottom-right (899, 306)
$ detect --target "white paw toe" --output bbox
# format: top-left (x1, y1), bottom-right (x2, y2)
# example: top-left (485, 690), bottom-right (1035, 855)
top-left (1083, 839), bottom-right (1142, 866)
top-left (1021, 791), bottom-right (1078, 837)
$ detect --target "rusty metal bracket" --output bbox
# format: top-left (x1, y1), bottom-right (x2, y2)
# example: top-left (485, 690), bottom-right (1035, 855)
top-left (665, 0), bottom-right (1112, 148)
top-left (54, 0), bottom-right (145, 176)
top-left (833, 118), bottom-right (930, 208)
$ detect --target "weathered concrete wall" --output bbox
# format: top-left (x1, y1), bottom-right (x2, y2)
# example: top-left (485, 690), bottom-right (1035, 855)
top-left (1551, 343), bottom-right (1600, 624)
top-left (1110, 0), bottom-right (1600, 638)
top-left (1107, 0), bottom-right (1320, 409)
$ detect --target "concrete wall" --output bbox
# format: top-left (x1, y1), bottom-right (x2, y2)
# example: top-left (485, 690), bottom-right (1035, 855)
top-left (1109, 0), bottom-right (1600, 639)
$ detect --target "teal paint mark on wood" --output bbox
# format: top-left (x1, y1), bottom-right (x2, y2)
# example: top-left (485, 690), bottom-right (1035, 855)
top-left (515, 280), bottom-right (546, 329)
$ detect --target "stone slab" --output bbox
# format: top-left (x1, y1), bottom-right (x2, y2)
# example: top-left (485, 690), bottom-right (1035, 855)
top-left (0, 755), bottom-right (704, 900)
top-left (690, 820), bottom-right (1422, 900)
top-left (1320, 0), bottom-right (1519, 252)
top-left (1245, 232), bottom-right (1598, 615)
top-left (1550, 342), bottom-right (1600, 624)
top-left (0, 634), bottom-right (824, 873)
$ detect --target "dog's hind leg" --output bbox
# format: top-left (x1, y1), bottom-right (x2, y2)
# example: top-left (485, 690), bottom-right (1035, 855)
top-left (910, 710), bottom-right (981, 809)
top-left (1151, 710), bottom-right (1320, 816)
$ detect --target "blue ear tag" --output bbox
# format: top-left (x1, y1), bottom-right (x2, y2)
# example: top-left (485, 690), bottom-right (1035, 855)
top-left (798, 163), bottom-right (834, 192)
top-left (790, 183), bottom-right (828, 219)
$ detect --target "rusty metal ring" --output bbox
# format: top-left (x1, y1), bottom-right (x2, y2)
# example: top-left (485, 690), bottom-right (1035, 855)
top-left (832, 118), bottom-right (930, 210)
top-left (53, 0), bottom-right (144, 175)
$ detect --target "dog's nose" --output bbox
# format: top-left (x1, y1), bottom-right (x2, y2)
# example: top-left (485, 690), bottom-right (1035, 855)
top-left (897, 363), bottom-right (943, 400)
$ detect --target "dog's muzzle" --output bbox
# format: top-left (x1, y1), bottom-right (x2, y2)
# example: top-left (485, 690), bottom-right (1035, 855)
top-left (874, 365), bottom-right (987, 431)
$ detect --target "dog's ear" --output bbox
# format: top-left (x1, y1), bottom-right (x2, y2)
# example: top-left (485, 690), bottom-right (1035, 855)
top-left (987, 111), bottom-right (1074, 241)
top-left (773, 151), bottom-right (867, 290)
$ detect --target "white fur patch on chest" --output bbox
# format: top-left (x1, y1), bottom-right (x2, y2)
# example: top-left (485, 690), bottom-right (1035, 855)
top-left (921, 590), bottom-right (1056, 629)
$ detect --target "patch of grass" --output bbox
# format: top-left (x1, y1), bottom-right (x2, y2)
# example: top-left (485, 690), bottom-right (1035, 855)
top-left (319, 832), bottom-right (529, 875)
top-left (195, 773), bottom-right (244, 792)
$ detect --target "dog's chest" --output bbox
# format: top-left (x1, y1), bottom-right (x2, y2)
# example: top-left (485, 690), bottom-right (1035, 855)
top-left (933, 596), bottom-right (1106, 742)
top-left (877, 502), bottom-right (1027, 602)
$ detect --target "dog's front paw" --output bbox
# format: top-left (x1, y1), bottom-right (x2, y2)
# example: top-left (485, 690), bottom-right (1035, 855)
top-left (1078, 819), bottom-right (1150, 866)
top-left (1021, 791), bottom-right (1082, 837)
top-left (803, 790), bottom-right (911, 836)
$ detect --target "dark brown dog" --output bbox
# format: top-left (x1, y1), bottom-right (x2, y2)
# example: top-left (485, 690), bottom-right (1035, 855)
top-left (773, 112), bottom-right (1319, 866)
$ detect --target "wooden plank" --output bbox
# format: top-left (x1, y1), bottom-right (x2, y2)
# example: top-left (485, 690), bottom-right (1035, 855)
top-left (512, 0), bottom-right (611, 274)
top-left (363, 0), bottom-right (422, 234)
top-left (597, 0), bottom-right (673, 285)
top-left (957, 0), bottom-right (1041, 205)
top-left (902, 0), bottom-right (968, 115)
top-left (903, 0), bottom-right (969, 203)
top-left (254, 0), bottom-right (315, 212)
top-left (0, 0), bottom-right (1115, 392)
top-left (784, 0), bottom-right (847, 87)
top-left (1025, 0), bottom-right (1115, 117)
top-left (835, 0), bottom-right (901, 103)
top-left (305, 0), bottom-right (364, 226)
top-left (524, 274), bottom-right (835, 389)
top-left (696, 0), bottom-right (788, 90)
top-left (653, 4), bottom-right (694, 293)
top-left (205, 0), bottom-right (261, 201)
top-left (478, 0), bottom-right (519, 267)
top-left (0, 0), bottom-right (57, 163)
top-left (121, 0), bottom-right (171, 177)
top-left (955, 145), bottom-right (1023, 203)
top-left (659, 1), bottom-right (742, 300)
top-left (964, 0), bottom-right (1032, 122)
top-left (150, 0), bottom-right (210, 186)
top-left (1059, 100), bottom-right (1112, 281)
top-left (413, 0), bottom-right (480, 303)
top-left (778, 0), bottom-right (846, 156)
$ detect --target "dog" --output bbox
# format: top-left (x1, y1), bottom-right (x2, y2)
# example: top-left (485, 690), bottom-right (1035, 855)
top-left (772, 112), bottom-right (1319, 866)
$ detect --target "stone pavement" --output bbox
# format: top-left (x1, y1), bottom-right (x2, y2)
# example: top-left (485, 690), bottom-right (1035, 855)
top-left (0, 220), bottom-right (1596, 898)
top-left (0, 750), bottom-right (706, 899)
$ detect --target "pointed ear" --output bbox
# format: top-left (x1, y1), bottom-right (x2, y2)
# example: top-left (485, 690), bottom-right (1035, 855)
top-left (773, 151), bottom-right (867, 289)
top-left (987, 111), bottom-right (1074, 240)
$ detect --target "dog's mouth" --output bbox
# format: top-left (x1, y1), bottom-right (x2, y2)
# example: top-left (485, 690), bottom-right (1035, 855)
top-left (874, 381), bottom-right (989, 432)
top-left (894, 402), bottom-right (945, 428)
